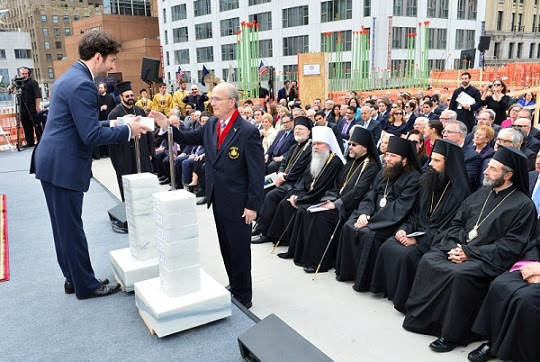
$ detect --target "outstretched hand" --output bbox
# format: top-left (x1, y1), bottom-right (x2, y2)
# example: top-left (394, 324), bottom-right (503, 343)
top-left (149, 110), bottom-right (169, 129)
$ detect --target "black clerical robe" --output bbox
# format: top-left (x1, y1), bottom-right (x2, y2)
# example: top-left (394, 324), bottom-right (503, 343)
top-left (403, 185), bottom-right (537, 345)
top-left (265, 153), bottom-right (343, 245)
top-left (284, 154), bottom-right (380, 270)
top-left (371, 181), bottom-right (469, 313)
top-left (335, 168), bottom-right (421, 290)
top-left (449, 85), bottom-right (482, 132)
top-left (107, 104), bottom-right (155, 201)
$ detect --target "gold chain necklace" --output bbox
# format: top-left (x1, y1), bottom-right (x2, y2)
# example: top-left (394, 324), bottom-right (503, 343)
top-left (429, 181), bottom-right (451, 219)
top-left (340, 157), bottom-right (369, 194)
top-left (467, 188), bottom-right (516, 242)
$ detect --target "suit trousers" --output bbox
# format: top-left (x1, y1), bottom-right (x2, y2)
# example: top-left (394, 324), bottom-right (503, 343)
top-left (41, 181), bottom-right (101, 298)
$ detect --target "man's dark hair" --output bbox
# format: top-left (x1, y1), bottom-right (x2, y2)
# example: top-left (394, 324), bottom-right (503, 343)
top-left (423, 100), bottom-right (433, 108)
top-left (139, 88), bottom-right (147, 94)
top-left (315, 111), bottom-right (326, 119)
top-left (364, 99), bottom-right (376, 107)
top-left (158, 82), bottom-right (166, 87)
top-left (347, 106), bottom-right (357, 113)
top-left (462, 71), bottom-right (471, 79)
top-left (201, 111), bottom-right (212, 118)
top-left (78, 31), bottom-right (121, 61)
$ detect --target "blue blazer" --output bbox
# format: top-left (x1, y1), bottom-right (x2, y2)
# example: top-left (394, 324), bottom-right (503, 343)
top-left (33, 61), bottom-right (129, 192)
top-left (265, 129), bottom-right (295, 158)
top-left (529, 170), bottom-right (539, 197)
top-left (171, 113), bottom-right (264, 213)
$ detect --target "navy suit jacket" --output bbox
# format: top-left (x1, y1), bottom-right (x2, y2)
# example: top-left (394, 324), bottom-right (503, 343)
top-left (358, 118), bottom-right (382, 143)
top-left (462, 144), bottom-right (482, 191)
top-left (335, 118), bottom-right (360, 140)
top-left (171, 113), bottom-right (265, 213)
top-left (529, 170), bottom-right (539, 197)
top-left (33, 61), bottom-right (130, 192)
top-left (266, 129), bottom-right (295, 158)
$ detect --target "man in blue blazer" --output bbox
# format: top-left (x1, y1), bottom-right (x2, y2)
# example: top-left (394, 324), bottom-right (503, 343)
top-left (264, 113), bottom-right (295, 174)
top-left (31, 32), bottom-right (150, 299)
top-left (151, 82), bottom-right (264, 308)
top-left (529, 151), bottom-right (540, 198)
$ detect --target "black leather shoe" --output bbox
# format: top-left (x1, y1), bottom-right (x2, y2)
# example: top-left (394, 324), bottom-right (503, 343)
top-left (251, 235), bottom-right (271, 244)
top-left (196, 197), bottom-right (207, 205)
top-left (158, 175), bottom-right (167, 181)
top-left (241, 300), bottom-right (252, 309)
top-left (251, 225), bottom-right (262, 236)
top-left (159, 178), bottom-right (170, 185)
top-left (277, 252), bottom-right (292, 259)
top-left (77, 283), bottom-right (121, 299)
top-left (64, 278), bottom-right (110, 294)
top-left (429, 337), bottom-right (456, 353)
top-left (467, 343), bottom-right (493, 362)
top-left (303, 266), bottom-right (317, 273)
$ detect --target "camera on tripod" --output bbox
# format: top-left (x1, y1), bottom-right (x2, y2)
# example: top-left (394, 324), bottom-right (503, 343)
top-left (11, 76), bottom-right (25, 89)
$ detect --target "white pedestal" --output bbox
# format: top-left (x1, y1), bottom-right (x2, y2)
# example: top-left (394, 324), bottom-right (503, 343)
top-left (135, 269), bottom-right (231, 337)
top-left (110, 248), bottom-right (159, 292)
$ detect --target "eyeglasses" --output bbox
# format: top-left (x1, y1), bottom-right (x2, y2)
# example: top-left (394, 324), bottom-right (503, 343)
top-left (210, 96), bottom-right (233, 102)
top-left (496, 137), bottom-right (513, 144)
top-left (474, 132), bottom-right (486, 137)
top-left (393, 113), bottom-right (403, 115)
top-left (493, 83), bottom-right (502, 86)
top-left (439, 117), bottom-right (452, 120)
top-left (124, 94), bottom-right (135, 98)
top-left (442, 129), bottom-right (461, 135)
top-left (514, 124), bottom-right (529, 128)
top-left (349, 142), bottom-right (359, 147)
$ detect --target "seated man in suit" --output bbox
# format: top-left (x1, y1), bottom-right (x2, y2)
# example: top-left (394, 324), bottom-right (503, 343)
top-left (264, 113), bottom-right (295, 174)
top-left (335, 106), bottom-right (360, 142)
top-left (514, 117), bottom-right (540, 154)
top-left (443, 121), bottom-right (482, 191)
top-left (358, 106), bottom-right (382, 144)
top-left (420, 100), bottom-right (440, 121)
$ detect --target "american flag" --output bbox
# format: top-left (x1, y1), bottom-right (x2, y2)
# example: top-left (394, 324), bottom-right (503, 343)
top-left (258, 60), bottom-right (267, 77)
top-left (176, 66), bottom-right (185, 87)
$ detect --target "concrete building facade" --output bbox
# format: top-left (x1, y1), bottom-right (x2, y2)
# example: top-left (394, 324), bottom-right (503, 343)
top-left (0, 30), bottom-right (34, 104)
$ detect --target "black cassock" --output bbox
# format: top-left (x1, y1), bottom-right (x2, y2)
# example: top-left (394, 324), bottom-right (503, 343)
top-left (265, 154), bottom-right (344, 245)
top-left (335, 168), bottom-right (420, 290)
top-left (283, 154), bottom-right (379, 271)
top-left (403, 185), bottom-right (537, 346)
top-left (107, 104), bottom-right (155, 201)
top-left (371, 181), bottom-right (468, 313)
top-left (472, 230), bottom-right (540, 362)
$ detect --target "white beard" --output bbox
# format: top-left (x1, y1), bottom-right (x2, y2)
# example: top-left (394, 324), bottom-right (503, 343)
top-left (310, 149), bottom-right (330, 178)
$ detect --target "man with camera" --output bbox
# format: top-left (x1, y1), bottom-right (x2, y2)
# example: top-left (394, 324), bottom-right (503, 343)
top-left (9, 67), bottom-right (42, 148)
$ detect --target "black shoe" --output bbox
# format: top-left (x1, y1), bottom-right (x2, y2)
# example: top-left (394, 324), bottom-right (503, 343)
top-left (158, 175), bottom-right (167, 181)
top-left (468, 343), bottom-right (493, 362)
top-left (429, 337), bottom-right (457, 353)
top-left (251, 225), bottom-right (263, 236)
top-left (251, 234), bottom-right (271, 244)
top-left (303, 266), bottom-right (317, 273)
top-left (277, 252), bottom-right (292, 259)
top-left (196, 197), bottom-right (207, 205)
top-left (195, 189), bottom-right (205, 197)
top-left (159, 178), bottom-right (170, 185)
top-left (77, 283), bottom-right (121, 299)
top-left (225, 285), bottom-right (231, 292)
top-left (64, 278), bottom-right (110, 294)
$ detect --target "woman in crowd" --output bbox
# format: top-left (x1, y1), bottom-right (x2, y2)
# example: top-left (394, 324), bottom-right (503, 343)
top-left (518, 91), bottom-right (535, 107)
top-left (480, 80), bottom-right (511, 126)
top-left (383, 108), bottom-right (408, 137)
top-left (332, 103), bottom-right (341, 122)
top-left (404, 100), bottom-right (418, 131)
top-left (501, 103), bottom-right (523, 128)
top-left (422, 119), bottom-right (443, 156)
top-left (274, 106), bottom-right (289, 130)
top-left (348, 97), bottom-right (361, 120)
top-left (472, 124), bottom-right (495, 188)
top-left (260, 113), bottom-right (278, 153)
top-left (406, 130), bottom-right (428, 166)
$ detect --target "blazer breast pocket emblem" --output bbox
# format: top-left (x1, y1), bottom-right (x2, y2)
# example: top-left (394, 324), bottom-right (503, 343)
top-left (228, 146), bottom-right (239, 159)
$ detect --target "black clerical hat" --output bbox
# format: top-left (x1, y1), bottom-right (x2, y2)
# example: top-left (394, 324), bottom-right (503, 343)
top-left (492, 145), bottom-right (529, 194)
top-left (350, 126), bottom-right (381, 168)
top-left (431, 139), bottom-right (470, 193)
top-left (116, 81), bottom-right (132, 94)
top-left (386, 137), bottom-right (420, 170)
top-left (294, 116), bottom-right (313, 131)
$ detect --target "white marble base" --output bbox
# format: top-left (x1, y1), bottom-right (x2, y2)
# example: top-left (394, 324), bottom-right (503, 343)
top-left (159, 263), bottom-right (200, 297)
top-left (135, 269), bottom-right (231, 338)
top-left (110, 248), bottom-right (159, 292)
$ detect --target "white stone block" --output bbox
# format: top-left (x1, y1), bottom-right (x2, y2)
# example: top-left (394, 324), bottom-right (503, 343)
top-left (128, 224), bottom-right (155, 247)
top-left (153, 210), bottom-right (197, 228)
top-left (110, 248), bottom-right (159, 292)
top-left (125, 196), bottom-right (155, 215)
top-left (160, 263), bottom-right (201, 297)
top-left (158, 237), bottom-right (198, 256)
top-left (155, 223), bottom-right (198, 242)
top-left (135, 270), bottom-right (231, 337)
top-left (159, 250), bottom-right (200, 270)
top-left (122, 173), bottom-right (159, 191)
top-left (130, 243), bottom-right (158, 261)
top-left (126, 212), bottom-right (154, 228)
top-left (152, 190), bottom-right (196, 214)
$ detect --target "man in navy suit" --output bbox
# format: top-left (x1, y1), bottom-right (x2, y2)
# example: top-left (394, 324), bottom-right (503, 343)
top-left (358, 106), bottom-right (382, 143)
top-left (31, 32), bottom-right (150, 299)
top-left (264, 113), bottom-right (295, 174)
top-left (335, 106), bottom-right (360, 142)
top-left (151, 82), bottom-right (264, 309)
top-left (529, 151), bottom-right (540, 199)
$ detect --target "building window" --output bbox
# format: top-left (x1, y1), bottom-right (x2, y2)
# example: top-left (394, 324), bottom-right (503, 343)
top-left (329, 61), bottom-right (351, 79)
top-left (220, 18), bottom-right (239, 37)
top-left (517, 42), bottom-right (523, 58)
top-left (195, 22), bottom-right (213, 40)
top-left (44, 41), bottom-right (50, 50)
top-left (52, 15), bottom-right (58, 24)
top-left (457, 0), bottom-right (477, 20)
top-left (427, 0), bottom-right (448, 18)
top-left (532, 15), bottom-right (536, 32)
top-left (221, 43), bottom-right (236, 60)
top-left (194, 0), bottom-right (211, 17)
top-left (164, 30), bottom-right (168, 45)
top-left (64, 28), bottom-right (71, 36)
top-left (283, 6), bottom-right (309, 28)
top-left (428, 28), bottom-right (447, 49)
top-left (220, 0), bottom-right (239, 11)
top-left (74, 15), bottom-right (80, 21)
top-left (508, 42), bottom-right (514, 58)
top-left (0, 49), bottom-right (5, 59)
top-left (537, 44), bottom-right (540, 58)
top-left (321, 30), bottom-right (352, 51)
top-left (517, 13), bottom-right (523, 31)
top-left (249, 12), bottom-right (272, 31)
top-left (455, 29), bottom-right (475, 49)
top-left (391, 27), bottom-right (416, 49)
top-left (171, 4), bottom-right (187, 21)
top-left (222, 67), bottom-right (237, 82)
top-left (42, 28), bottom-right (49, 36)
top-left (196, 46), bottom-right (214, 62)
top-left (56, 53), bottom-right (63, 60)
top-left (173, 27), bottom-right (188, 43)
top-left (48, 67), bottom-right (54, 79)
top-left (283, 64), bottom-right (298, 79)
top-left (63, 15), bottom-right (70, 24)
top-left (283, 35), bottom-right (309, 56)
top-left (529, 43), bottom-right (535, 58)
top-left (41, 15), bottom-right (47, 23)
top-left (248, 0), bottom-right (270, 5)
top-left (54, 28), bottom-right (60, 37)
top-left (493, 42), bottom-right (500, 58)
top-left (162, 8), bottom-right (167, 23)
top-left (14, 49), bottom-right (31, 59)
top-left (428, 59), bottom-right (445, 71)
top-left (321, 0), bottom-right (352, 23)
top-left (55, 41), bottom-right (62, 49)
top-left (364, 0), bottom-right (371, 16)
top-left (166, 51), bottom-right (170, 66)
top-left (497, 11), bottom-right (503, 31)
top-left (174, 49), bottom-right (190, 64)
top-left (394, 0), bottom-right (417, 16)
top-left (259, 39), bottom-right (273, 57)
top-left (46, 53), bottom-right (52, 62)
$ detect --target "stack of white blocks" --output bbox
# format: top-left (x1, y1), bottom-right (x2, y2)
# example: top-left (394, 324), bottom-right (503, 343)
top-left (135, 190), bottom-right (231, 337)
top-left (110, 173), bottom-right (160, 292)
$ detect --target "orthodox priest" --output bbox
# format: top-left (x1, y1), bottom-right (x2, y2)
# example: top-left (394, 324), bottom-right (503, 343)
top-left (251, 116), bottom-right (312, 243)
top-left (334, 137), bottom-right (421, 291)
top-left (278, 126), bottom-right (381, 273)
top-left (403, 145), bottom-right (537, 353)
top-left (107, 81), bottom-right (155, 201)
top-left (265, 126), bottom-right (345, 247)
top-left (370, 139), bottom-right (470, 313)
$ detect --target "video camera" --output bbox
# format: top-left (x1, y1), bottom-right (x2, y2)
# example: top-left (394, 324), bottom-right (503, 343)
top-left (11, 76), bottom-right (25, 89)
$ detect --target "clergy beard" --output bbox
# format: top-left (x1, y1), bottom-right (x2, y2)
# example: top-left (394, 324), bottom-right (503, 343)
top-left (483, 173), bottom-right (506, 188)
top-left (310, 149), bottom-right (330, 178)
top-left (382, 162), bottom-right (405, 181)
top-left (123, 98), bottom-right (135, 106)
top-left (295, 134), bottom-right (308, 143)
top-left (420, 166), bottom-right (449, 193)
